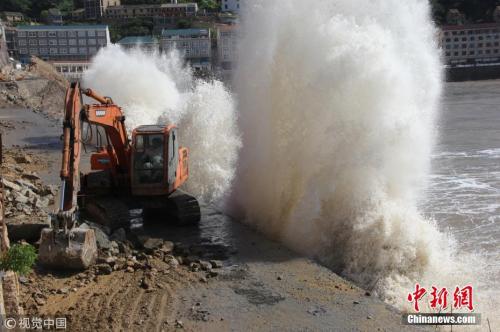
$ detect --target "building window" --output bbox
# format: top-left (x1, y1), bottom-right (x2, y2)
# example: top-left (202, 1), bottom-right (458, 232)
top-left (50, 48), bottom-right (58, 54)
top-left (28, 31), bottom-right (36, 37)
top-left (57, 31), bottom-right (66, 37)
top-left (454, 51), bottom-right (459, 56)
top-left (59, 48), bottom-right (68, 54)
top-left (39, 39), bottom-right (47, 46)
top-left (49, 40), bottom-right (57, 46)
top-left (40, 48), bottom-right (48, 54)
top-left (70, 47), bottom-right (77, 54)
top-left (69, 39), bottom-right (77, 46)
top-left (48, 31), bottom-right (57, 37)
top-left (79, 39), bottom-right (87, 45)
top-left (79, 47), bottom-right (87, 54)
top-left (470, 36), bottom-right (475, 41)
top-left (38, 31), bottom-right (46, 37)
top-left (68, 31), bottom-right (76, 37)
top-left (18, 40), bottom-right (27, 46)
top-left (97, 31), bottom-right (106, 37)
top-left (462, 44), bottom-right (466, 48)
top-left (18, 31), bottom-right (26, 37)
top-left (88, 30), bottom-right (96, 37)
top-left (88, 39), bottom-right (96, 45)
top-left (469, 51), bottom-right (475, 55)
top-left (59, 39), bottom-right (67, 45)
top-left (29, 48), bottom-right (38, 55)
top-left (29, 40), bottom-right (37, 46)
top-left (19, 48), bottom-right (27, 54)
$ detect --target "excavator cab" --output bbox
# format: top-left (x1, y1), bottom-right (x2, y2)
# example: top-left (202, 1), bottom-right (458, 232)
top-left (131, 125), bottom-right (188, 196)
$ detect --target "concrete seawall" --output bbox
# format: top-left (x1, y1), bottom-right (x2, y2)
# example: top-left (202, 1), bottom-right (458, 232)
top-left (446, 64), bottom-right (500, 82)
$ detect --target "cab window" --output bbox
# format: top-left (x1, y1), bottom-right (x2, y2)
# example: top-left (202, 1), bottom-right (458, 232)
top-left (134, 134), bottom-right (164, 184)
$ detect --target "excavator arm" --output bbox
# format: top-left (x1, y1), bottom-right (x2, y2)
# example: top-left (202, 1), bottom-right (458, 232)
top-left (39, 82), bottom-right (130, 270)
top-left (58, 82), bottom-right (83, 220)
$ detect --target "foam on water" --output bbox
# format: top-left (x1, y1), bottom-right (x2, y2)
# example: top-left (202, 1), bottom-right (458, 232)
top-left (82, 46), bottom-right (241, 203)
top-left (232, 0), bottom-right (498, 319)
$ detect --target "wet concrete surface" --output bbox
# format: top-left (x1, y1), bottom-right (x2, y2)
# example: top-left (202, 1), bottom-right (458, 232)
top-left (0, 107), bottom-right (61, 183)
top-left (139, 206), bottom-right (426, 331)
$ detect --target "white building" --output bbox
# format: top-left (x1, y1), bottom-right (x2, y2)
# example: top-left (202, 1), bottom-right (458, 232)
top-left (117, 36), bottom-right (159, 53)
top-left (441, 23), bottom-right (500, 66)
top-left (105, 3), bottom-right (198, 19)
top-left (161, 28), bottom-right (211, 72)
top-left (84, 0), bottom-right (121, 19)
top-left (50, 61), bottom-right (90, 81)
top-left (16, 25), bottom-right (111, 63)
top-left (221, 0), bottom-right (241, 14)
top-left (216, 24), bottom-right (238, 80)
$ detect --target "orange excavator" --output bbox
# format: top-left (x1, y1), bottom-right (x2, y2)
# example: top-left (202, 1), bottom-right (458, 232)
top-left (38, 82), bottom-right (200, 269)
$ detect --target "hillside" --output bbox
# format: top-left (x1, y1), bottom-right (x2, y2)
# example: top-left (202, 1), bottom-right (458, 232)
top-left (0, 0), bottom-right (218, 20)
top-left (431, 0), bottom-right (500, 24)
top-left (3, 0), bottom-right (500, 25)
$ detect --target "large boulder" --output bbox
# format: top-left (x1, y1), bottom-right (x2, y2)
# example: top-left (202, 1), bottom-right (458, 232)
top-left (80, 222), bottom-right (111, 250)
top-left (6, 217), bottom-right (51, 242)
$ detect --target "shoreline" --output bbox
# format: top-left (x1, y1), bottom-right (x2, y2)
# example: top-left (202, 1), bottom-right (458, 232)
top-left (0, 106), bottom-right (424, 331)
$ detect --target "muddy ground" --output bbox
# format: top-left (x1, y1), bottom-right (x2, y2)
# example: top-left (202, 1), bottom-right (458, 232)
top-left (0, 106), bottom-right (425, 331)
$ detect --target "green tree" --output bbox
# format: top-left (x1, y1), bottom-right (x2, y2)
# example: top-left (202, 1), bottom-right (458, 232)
top-left (109, 18), bottom-right (154, 42)
top-left (198, 0), bottom-right (218, 11)
top-left (0, 0), bottom-right (32, 13)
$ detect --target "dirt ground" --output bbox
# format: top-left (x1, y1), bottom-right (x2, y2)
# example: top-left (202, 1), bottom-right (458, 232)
top-left (21, 250), bottom-right (201, 332)
top-left (0, 106), bottom-right (426, 332)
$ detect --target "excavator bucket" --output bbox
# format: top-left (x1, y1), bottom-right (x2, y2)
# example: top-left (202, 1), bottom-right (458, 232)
top-left (38, 227), bottom-right (97, 270)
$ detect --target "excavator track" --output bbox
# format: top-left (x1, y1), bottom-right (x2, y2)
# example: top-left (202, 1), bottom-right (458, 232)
top-left (166, 190), bottom-right (201, 226)
top-left (83, 197), bottom-right (130, 231)
top-left (143, 190), bottom-right (201, 226)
